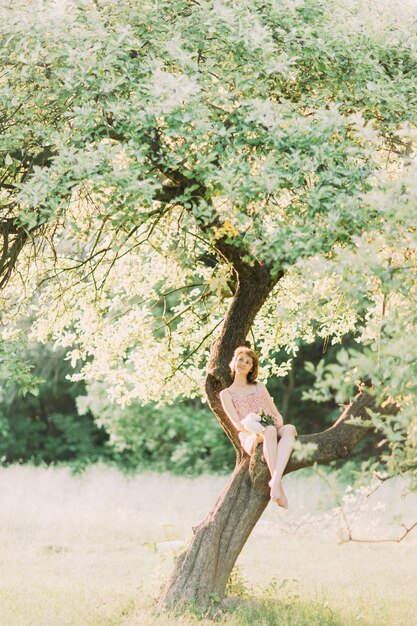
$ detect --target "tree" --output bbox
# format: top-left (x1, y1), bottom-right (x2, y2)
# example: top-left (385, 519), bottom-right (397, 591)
top-left (1, 0), bottom-right (417, 609)
top-left (0, 343), bottom-right (110, 466)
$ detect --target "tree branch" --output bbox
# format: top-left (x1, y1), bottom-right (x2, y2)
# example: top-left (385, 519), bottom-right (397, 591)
top-left (286, 392), bottom-right (375, 473)
top-left (248, 391), bottom-right (375, 492)
top-left (341, 521), bottom-right (417, 544)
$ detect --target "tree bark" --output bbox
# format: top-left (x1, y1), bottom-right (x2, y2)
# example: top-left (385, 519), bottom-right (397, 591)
top-left (159, 458), bottom-right (266, 608)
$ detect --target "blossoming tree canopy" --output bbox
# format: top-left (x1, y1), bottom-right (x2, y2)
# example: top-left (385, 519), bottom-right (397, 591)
top-left (1, 0), bottom-right (417, 486)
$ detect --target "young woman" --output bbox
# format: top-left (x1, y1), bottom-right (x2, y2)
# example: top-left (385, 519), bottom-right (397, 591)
top-left (219, 346), bottom-right (297, 508)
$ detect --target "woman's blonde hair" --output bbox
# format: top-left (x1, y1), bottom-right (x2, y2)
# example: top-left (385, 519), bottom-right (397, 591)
top-left (229, 346), bottom-right (259, 384)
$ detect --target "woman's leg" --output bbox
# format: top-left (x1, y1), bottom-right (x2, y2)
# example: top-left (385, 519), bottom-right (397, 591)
top-left (262, 425), bottom-right (278, 497)
top-left (270, 424), bottom-right (297, 508)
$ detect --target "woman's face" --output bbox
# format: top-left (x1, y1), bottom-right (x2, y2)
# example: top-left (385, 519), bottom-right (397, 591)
top-left (234, 353), bottom-right (253, 376)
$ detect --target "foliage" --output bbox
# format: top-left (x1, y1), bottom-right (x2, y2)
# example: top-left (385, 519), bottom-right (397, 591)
top-left (1, 337), bottom-right (380, 474)
top-left (77, 381), bottom-right (235, 474)
top-left (0, 344), bottom-right (109, 467)
top-left (0, 0), bottom-right (417, 484)
top-left (225, 565), bottom-right (250, 599)
top-left (0, 332), bottom-right (43, 397)
top-left (0, 342), bottom-right (234, 474)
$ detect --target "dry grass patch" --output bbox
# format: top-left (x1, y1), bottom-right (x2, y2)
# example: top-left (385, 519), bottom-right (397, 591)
top-left (0, 465), bottom-right (416, 625)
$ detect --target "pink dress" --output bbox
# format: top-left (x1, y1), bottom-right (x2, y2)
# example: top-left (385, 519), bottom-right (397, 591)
top-left (228, 382), bottom-right (281, 427)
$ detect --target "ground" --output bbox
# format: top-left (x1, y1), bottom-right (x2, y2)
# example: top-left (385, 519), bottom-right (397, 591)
top-left (0, 465), bottom-right (416, 626)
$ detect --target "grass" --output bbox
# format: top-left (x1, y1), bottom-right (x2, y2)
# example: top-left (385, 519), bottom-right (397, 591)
top-left (0, 465), bottom-right (416, 626)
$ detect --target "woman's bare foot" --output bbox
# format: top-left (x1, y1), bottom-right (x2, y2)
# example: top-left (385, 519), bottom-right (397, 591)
top-left (269, 478), bottom-right (288, 508)
top-left (268, 478), bottom-right (279, 501)
top-left (276, 482), bottom-right (288, 508)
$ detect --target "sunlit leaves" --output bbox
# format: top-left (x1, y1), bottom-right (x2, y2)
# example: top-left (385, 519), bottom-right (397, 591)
top-left (1, 0), bottom-right (417, 480)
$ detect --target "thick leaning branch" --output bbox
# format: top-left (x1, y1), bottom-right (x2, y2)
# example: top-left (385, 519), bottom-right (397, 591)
top-left (0, 145), bottom-right (58, 290)
top-left (287, 392), bottom-right (374, 472)
top-left (203, 246), bottom-right (281, 454)
top-left (156, 173), bottom-right (286, 454)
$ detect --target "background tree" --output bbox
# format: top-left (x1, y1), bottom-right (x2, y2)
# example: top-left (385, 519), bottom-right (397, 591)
top-left (0, 344), bottom-right (111, 467)
top-left (1, 0), bottom-right (417, 609)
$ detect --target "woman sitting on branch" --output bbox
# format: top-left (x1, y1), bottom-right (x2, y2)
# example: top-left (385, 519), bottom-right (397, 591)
top-left (220, 346), bottom-right (297, 508)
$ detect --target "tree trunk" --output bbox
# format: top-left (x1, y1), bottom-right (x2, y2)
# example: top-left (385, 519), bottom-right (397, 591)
top-left (159, 458), bottom-right (269, 609)
top-left (159, 267), bottom-right (276, 609)
top-left (159, 391), bottom-right (374, 610)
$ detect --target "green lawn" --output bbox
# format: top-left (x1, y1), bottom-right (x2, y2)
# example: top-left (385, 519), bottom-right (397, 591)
top-left (0, 465), bottom-right (416, 625)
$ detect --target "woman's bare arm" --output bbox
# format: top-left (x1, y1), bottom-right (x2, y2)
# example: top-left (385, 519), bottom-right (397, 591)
top-left (219, 389), bottom-right (243, 432)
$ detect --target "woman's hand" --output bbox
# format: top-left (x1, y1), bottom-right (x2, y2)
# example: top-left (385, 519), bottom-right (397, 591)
top-left (241, 413), bottom-right (264, 434)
